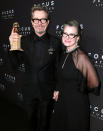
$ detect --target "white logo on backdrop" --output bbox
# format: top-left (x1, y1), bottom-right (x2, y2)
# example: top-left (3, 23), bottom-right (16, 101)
top-left (19, 26), bottom-right (31, 36)
top-left (4, 73), bottom-right (16, 83)
top-left (92, 0), bottom-right (103, 7)
top-left (56, 24), bottom-right (64, 37)
top-left (90, 104), bottom-right (103, 120)
top-left (1, 9), bottom-right (15, 19)
top-left (88, 49), bottom-right (103, 68)
top-left (33, 0), bottom-right (55, 13)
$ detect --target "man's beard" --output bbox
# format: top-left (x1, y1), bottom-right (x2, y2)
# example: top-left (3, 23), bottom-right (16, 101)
top-left (36, 25), bottom-right (47, 34)
top-left (37, 30), bottom-right (46, 34)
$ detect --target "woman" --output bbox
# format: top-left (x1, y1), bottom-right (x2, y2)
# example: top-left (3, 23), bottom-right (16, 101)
top-left (50, 20), bottom-right (100, 131)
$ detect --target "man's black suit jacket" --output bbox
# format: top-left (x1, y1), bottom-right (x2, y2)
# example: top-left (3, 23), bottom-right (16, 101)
top-left (9, 32), bottom-right (61, 102)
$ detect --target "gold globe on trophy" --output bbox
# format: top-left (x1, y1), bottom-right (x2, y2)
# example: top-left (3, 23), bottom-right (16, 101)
top-left (10, 22), bottom-right (23, 51)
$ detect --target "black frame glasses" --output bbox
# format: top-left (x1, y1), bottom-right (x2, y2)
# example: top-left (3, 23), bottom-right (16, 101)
top-left (32, 18), bottom-right (48, 24)
top-left (62, 32), bottom-right (79, 39)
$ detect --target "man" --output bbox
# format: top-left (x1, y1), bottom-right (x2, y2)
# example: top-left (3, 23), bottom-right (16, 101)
top-left (9, 5), bottom-right (61, 131)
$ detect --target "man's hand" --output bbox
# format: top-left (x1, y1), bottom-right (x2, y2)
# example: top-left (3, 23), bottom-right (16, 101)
top-left (53, 91), bottom-right (59, 102)
top-left (9, 28), bottom-right (22, 51)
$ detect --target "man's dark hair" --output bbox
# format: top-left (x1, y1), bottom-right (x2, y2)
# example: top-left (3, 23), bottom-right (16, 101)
top-left (31, 5), bottom-right (50, 20)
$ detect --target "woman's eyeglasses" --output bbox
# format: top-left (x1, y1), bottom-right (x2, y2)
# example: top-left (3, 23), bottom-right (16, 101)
top-left (62, 32), bottom-right (78, 39)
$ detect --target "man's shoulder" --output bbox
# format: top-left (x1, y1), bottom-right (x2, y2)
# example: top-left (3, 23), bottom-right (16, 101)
top-left (48, 33), bottom-right (61, 48)
top-left (48, 33), bottom-right (60, 41)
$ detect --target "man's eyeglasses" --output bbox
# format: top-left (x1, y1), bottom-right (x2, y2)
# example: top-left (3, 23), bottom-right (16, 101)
top-left (32, 18), bottom-right (48, 24)
top-left (62, 32), bottom-right (78, 39)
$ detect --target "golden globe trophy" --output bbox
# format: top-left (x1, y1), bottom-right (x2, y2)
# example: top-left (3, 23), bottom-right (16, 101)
top-left (10, 22), bottom-right (23, 51)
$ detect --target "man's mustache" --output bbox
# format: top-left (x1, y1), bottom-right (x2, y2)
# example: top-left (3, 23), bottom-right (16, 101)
top-left (36, 26), bottom-right (45, 27)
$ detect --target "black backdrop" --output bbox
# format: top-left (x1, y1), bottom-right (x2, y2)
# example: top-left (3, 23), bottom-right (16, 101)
top-left (0, 0), bottom-right (103, 131)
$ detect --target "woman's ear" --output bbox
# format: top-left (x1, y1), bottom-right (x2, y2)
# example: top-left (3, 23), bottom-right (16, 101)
top-left (77, 36), bottom-right (80, 44)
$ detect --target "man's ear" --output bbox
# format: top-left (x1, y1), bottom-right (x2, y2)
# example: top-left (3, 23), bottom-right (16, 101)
top-left (47, 20), bottom-right (50, 25)
top-left (31, 20), bottom-right (33, 26)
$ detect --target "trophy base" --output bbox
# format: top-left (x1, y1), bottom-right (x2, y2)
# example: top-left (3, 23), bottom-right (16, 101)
top-left (10, 48), bottom-right (24, 51)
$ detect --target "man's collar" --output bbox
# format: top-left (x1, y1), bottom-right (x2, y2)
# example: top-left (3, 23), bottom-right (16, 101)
top-left (31, 31), bottom-right (49, 42)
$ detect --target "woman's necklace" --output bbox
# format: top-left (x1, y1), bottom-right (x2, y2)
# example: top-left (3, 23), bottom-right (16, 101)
top-left (62, 53), bottom-right (69, 69)
top-left (66, 45), bottom-right (79, 53)
top-left (62, 45), bottom-right (79, 69)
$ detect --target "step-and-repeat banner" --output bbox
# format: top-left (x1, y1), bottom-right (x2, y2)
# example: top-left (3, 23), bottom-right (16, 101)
top-left (0, 0), bottom-right (103, 130)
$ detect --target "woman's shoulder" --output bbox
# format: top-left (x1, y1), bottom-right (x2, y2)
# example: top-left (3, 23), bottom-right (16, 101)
top-left (75, 48), bottom-right (91, 66)
top-left (77, 49), bottom-right (88, 59)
